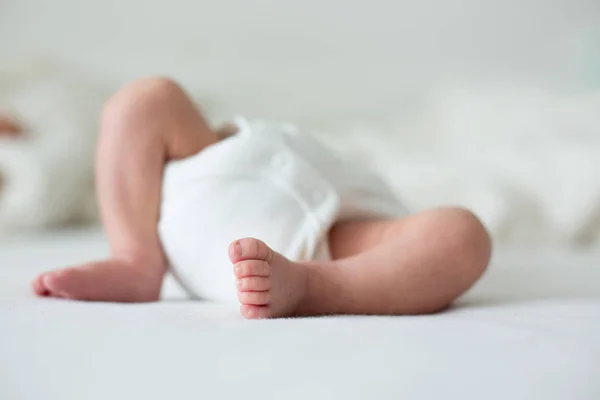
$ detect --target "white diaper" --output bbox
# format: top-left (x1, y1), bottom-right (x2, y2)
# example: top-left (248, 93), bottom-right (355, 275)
top-left (158, 117), bottom-right (408, 303)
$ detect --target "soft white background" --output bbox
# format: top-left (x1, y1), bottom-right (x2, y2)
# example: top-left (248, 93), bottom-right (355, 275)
top-left (2, 0), bottom-right (600, 247)
top-left (2, 5), bottom-right (600, 399)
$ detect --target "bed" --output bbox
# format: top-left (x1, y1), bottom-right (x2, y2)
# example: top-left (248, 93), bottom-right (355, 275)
top-left (1, 228), bottom-right (599, 399)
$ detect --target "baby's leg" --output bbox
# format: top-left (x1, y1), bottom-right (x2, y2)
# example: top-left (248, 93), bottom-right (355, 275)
top-left (228, 207), bottom-right (491, 318)
top-left (316, 207), bottom-right (492, 314)
top-left (32, 77), bottom-right (218, 302)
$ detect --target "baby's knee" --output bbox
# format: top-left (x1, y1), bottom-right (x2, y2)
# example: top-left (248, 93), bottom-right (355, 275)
top-left (100, 76), bottom-right (185, 130)
top-left (438, 207), bottom-right (492, 276)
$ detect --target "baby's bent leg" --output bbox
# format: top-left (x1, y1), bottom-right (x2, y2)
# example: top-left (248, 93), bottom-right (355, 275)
top-left (301, 207), bottom-right (492, 315)
top-left (32, 77), bottom-right (218, 302)
top-left (227, 207), bottom-right (490, 318)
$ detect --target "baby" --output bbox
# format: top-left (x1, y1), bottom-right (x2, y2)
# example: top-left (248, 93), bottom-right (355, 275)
top-left (31, 77), bottom-right (491, 319)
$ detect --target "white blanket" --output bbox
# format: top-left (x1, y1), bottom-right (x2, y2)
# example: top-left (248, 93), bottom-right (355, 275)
top-left (1, 229), bottom-right (599, 399)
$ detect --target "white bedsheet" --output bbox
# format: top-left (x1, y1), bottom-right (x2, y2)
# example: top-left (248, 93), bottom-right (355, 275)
top-left (1, 228), bottom-right (599, 400)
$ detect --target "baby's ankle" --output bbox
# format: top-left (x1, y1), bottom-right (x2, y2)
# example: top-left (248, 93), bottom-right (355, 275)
top-left (296, 262), bottom-right (343, 316)
top-left (111, 248), bottom-right (167, 274)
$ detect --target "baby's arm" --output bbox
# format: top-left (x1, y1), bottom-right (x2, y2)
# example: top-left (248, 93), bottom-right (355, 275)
top-left (32, 77), bottom-right (219, 302)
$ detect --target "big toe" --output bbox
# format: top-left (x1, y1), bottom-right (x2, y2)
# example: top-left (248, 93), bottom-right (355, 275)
top-left (32, 270), bottom-right (72, 298)
top-left (228, 238), bottom-right (273, 263)
top-left (41, 270), bottom-right (78, 298)
top-left (32, 274), bottom-right (50, 296)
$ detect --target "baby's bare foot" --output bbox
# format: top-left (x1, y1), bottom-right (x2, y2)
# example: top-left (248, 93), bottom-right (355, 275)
top-left (228, 238), bottom-right (308, 319)
top-left (32, 259), bottom-right (164, 302)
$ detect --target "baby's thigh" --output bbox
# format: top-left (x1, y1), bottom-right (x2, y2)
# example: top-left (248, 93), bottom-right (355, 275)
top-left (328, 207), bottom-right (489, 260)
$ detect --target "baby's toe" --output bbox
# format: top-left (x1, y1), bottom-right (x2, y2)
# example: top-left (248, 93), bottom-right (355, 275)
top-left (237, 276), bottom-right (271, 291)
top-left (41, 269), bottom-right (82, 299)
top-left (42, 269), bottom-right (71, 292)
top-left (31, 274), bottom-right (50, 296)
top-left (240, 305), bottom-right (271, 319)
top-left (238, 290), bottom-right (270, 306)
top-left (32, 270), bottom-right (73, 298)
top-left (234, 260), bottom-right (271, 278)
top-left (228, 238), bottom-right (273, 263)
